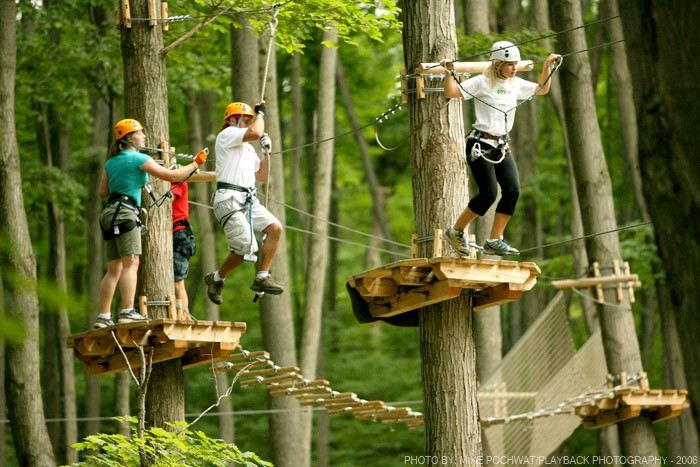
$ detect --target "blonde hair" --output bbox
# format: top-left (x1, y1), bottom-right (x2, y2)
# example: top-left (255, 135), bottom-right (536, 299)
top-left (483, 61), bottom-right (512, 89)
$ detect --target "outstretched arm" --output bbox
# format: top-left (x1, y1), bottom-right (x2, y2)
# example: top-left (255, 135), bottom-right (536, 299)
top-left (535, 54), bottom-right (562, 96)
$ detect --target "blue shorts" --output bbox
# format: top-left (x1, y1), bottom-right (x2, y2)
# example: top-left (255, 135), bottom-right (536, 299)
top-left (173, 227), bottom-right (196, 281)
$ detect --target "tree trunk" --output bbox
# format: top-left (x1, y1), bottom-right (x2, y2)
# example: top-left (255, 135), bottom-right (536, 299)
top-left (297, 30), bottom-right (338, 467)
top-left (336, 59), bottom-right (400, 260)
top-left (617, 0), bottom-right (700, 438)
top-left (120, 0), bottom-right (185, 428)
top-left (0, 0), bottom-right (56, 463)
top-left (257, 35), bottom-right (306, 467)
top-left (403, 0), bottom-right (481, 462)
top-left (183, 88), bottom-right (235, 444)
top-left (550, 0), bottom-right (659, 458)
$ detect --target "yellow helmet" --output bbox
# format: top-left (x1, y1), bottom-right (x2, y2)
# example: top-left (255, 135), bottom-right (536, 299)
top-left (224, 102), bottom-right (254, 121)
top-left (114, 118), bottom-right (144, 140)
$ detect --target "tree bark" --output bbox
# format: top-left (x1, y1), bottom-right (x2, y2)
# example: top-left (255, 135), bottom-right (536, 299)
top-left (119, 0), bottom-right (185, 428)
top-left (258, 35), bottom-right (306, 467)
top-left (550, 0), bottom-right (659, 459)
top-left (0, 0), bottom-right (56, 463)
top-left (183, 88), bottom-right (235, 444)
top-left (403, 0), bottom-right (481, 462)
top-left (336, 59), bottom-right (400, 261)
top-left (297, 30), bottom-right (338, 467)
top-left (617, 0), bottom-right (700, 438)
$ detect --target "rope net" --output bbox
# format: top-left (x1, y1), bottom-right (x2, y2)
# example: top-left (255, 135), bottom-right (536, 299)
top-left (479, 292), bottom-right (608, 460)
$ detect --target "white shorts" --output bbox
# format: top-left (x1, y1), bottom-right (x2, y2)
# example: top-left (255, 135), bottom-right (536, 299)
top-left (212, 197), bottom-right (280, 256)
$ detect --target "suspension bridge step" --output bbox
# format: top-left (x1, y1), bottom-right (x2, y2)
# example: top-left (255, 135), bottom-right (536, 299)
top-left (346, 257), bottom-right (540, 326)
top-left (66, 319), bottom-right (246, 376)
top-left (574, 387), bottom-right (690, 429)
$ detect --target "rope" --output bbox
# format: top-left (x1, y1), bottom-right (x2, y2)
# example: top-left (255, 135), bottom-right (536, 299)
top-left (259, 5), bottom-right (281, 103)
top-left (518, 221), bottom-right (652, 254)
top-left (188, 199), bottom-right (412, 257)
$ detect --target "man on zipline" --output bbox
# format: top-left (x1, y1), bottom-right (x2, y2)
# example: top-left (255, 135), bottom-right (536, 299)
top-left (205, 101), bottom-right (284, 304)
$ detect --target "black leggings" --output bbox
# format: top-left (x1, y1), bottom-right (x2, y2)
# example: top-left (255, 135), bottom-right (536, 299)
top-left (466, 138), bottom-right (520, 216)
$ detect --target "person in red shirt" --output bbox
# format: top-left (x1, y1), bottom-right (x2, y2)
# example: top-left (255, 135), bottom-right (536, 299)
top-left (172, 181), bottom-right (196, 318)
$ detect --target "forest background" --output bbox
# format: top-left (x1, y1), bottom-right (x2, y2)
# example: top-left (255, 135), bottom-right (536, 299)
top-left (1, 0), bottom-right (699, 465)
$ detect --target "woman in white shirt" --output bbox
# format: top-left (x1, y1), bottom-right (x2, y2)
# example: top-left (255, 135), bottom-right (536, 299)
top-left (442, 41), bottom-right (560, 256)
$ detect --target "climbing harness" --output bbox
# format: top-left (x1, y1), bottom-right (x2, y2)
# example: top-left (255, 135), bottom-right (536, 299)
top-left (100, 193), bottom-right (143, 241)
top-left (468, 129), bottom-right (508, 164)
top-left (215, 182), bottom-right (258, 263)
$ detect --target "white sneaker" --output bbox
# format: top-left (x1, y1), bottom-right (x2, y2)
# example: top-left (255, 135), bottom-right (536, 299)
top-left (483, 238), bottom-right (519, 256)
top-left (118, 309), bottom-right (151, 324)
top-left (446, 228), bottom-right (475, 256)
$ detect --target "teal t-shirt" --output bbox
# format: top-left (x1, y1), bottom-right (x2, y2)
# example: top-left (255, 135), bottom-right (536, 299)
top-left (105, 150), bottom-right (150, 205)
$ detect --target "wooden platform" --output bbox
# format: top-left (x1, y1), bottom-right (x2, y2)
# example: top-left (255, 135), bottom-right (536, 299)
top-left (67, 319), bottom-right (246, 376)
top-left (346, 257), bottom-right (540, 326)
top-left (574, 387), bottom-right (690, 429)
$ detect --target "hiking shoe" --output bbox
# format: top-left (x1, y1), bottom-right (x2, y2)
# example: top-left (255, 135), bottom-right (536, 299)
top-left (483, 238), bottom-right (520, 256)
top-left (205, 272), bottom-right (224, 304)
top-left (446, 227), bottom-right (475, 256)
top-left (93, 316), bottom-right (114, 329)
top-left (117, 309), bottom-right (151, 324)
top-left (250, 275), bottom-right (284, 295)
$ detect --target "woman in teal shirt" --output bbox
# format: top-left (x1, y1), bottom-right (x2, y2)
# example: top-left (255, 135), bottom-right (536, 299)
top-left (94, 118), bottom-right (207, 329)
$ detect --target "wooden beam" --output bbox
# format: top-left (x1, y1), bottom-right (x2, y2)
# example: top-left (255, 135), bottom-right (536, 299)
top-left (354, 276), bottom-right (397, 297)
top-left (418, 61), bottom-right (534, 74)
top-left (551, 274), bottom-right (640, 290)
top-left (187, 171), bottom-right (216, 182)
top-left (473, 283), bottom-right (525, 311)
top-left (369, 279), bottom-right (463, 318)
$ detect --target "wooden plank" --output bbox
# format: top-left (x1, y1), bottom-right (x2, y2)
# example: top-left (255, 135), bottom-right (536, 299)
top-left (240, 366), bottom-right (300, 378)
top-left (355, 276), bottom-right (397, 298)
top-left (369, 279), bottom-right (463, 318)
top-left (581, 406), bottom-right (641, 429)
top-left (391, 265), bottom-right (433, 286)
top-left (648, 405), bottom-right (686, 423)
top-left (473, 283), bottom-right (524, 311)
top-left (621, 391), bottom-right (687, 407)
top-left (153, 321), bottom-right (245, 344)
top-left (430, 258), bottom-right (538, 285)
top-left (181, 343), bottom-right (236, 370)
top-left (73, 336), bottom-right (115, 357)
top-left (82, 341), bottom-right (186, 376)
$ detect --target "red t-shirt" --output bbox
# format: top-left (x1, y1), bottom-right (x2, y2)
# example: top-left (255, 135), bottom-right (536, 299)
top-left (171, 182), bottom-right (189, 232)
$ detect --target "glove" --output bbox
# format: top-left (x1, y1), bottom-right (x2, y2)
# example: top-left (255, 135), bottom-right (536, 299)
top-left (259, 134), bottom-right (272, 153)
top-left (254, 101), bottom-right (267, 117)
top-left (194, 148), bottom-right (208, 166)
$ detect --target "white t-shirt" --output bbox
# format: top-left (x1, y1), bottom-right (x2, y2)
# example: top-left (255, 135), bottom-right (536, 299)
top-left (458, 74), bottom-right (538, 136)
top-left (213, 125), bottom-right (261, 205)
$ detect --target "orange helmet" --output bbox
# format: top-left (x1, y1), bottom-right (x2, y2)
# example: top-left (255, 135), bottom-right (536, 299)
top-left (224, 102), bottom-right (254, 121)
top-left (114, 118), bottom-right (144, 140)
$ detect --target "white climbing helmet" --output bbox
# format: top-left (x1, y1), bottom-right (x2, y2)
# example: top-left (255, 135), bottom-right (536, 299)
top-left (490, 41), bottom-right (521, 62)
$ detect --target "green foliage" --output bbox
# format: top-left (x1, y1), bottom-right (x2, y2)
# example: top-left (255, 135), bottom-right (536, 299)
top-left (68, 417), bottom-right (271, 467)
